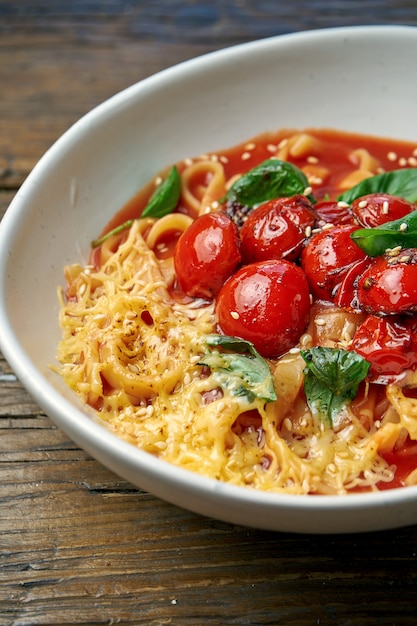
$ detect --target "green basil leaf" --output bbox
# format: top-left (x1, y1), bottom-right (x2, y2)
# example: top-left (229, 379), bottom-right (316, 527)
top-left (199, 334), bottom-right (277, 403)
top-left (337, 168), bottom-right (417, 204)
top-left (301, 347), bottom-right (370, 427)
top-left (91, 166), bottom-right (181, 248)
top-left (351, 208), bottom-right (417, 256)
top-left (220, 159), bottom-right (315, 208)
top-left (141, 165), bottom-right (181, 218)
top-left (91, 219), bottom-right (134, 248)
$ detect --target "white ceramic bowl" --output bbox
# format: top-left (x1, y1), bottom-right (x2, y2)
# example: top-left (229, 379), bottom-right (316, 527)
top-left (1, 25), bottom-right (417, 534)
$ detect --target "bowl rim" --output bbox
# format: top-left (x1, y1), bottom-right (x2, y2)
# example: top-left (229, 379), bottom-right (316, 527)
top-left (1, 24), bottom-right (417, 531)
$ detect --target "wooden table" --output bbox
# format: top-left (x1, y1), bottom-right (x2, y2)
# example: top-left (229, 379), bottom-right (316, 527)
top-left (1, 2), bottom-right (417, 624)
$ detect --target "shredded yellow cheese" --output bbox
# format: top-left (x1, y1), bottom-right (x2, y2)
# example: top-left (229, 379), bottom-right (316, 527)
top-left (58, 220), bottom-right (402, 495)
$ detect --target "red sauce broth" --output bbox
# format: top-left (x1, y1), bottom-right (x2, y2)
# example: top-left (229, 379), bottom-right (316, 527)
top-left (380, 443), bottom-right (417, 489)
top-left (98, 127), bottom-right (417, 238)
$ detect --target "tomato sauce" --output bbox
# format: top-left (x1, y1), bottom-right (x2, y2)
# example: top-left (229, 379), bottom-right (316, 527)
top-left (379, 444), bottom-right (417, 489)
top-left (98, 127), bottom-right (417, 236)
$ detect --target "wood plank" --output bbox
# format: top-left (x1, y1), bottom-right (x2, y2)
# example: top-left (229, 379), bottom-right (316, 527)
top-left (0, 37), bottom-right (212, 189)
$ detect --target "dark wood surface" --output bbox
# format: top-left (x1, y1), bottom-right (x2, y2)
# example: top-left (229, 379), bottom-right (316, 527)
top-left (1, 2), bottom-right (417, 624)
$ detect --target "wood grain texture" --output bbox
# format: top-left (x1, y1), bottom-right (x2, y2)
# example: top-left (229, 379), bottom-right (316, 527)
top-left (1, 2), bottom-right (417, 624)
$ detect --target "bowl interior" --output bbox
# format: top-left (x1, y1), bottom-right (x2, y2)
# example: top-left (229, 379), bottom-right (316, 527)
top-left (2, 26), bottom-right (417, 533)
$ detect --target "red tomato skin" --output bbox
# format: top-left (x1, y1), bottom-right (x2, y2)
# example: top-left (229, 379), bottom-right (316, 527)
top-left (356, 249), bottom-right (417, 315)
top-left (215, 259), bottom-right (311, 358)
top-left (313, 200), bottom-right (356, 227)
top-left (300, 225), bottom-right (367, 301)
top-left (174, 212), bottom-right (241, 299)
top-left (351, 315), bottom-right (417, 382)
top-left (334, 257), bottom-right (372, 310)
top-left (351, 193), bottom-right (415, 228)
top-left (240, 196), bottom-right (316, 264)
top-left (276, 195), bottom-right (317, 229)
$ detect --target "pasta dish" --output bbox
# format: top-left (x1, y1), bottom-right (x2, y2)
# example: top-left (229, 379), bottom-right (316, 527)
top-left (57, 128), bottom-right (417, 495)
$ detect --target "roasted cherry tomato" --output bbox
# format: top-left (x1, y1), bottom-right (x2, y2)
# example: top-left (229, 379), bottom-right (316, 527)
top-left (313, 200), bottom-right (355, 227)
top-left (351, 315), bottom-right (417, 382)
top-left (350, 193), bottom-right (415, 228)
top-left (277, 195), bottom-right (317, 229)
top-left (239, 196), bottom-right (316, 263)
top-left (334, 258), bottom-right (372, 310)
top-left (174, 211), bottom-right (241, 299)
top-left (356, 248), bottom-right (417, 315)
top-left (215, 259), bottom-right (311, 358)
top-left (300, 224), bottom-right (367, 301)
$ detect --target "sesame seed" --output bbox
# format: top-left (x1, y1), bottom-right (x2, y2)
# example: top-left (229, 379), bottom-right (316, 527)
top-left (387, 151), bottom-right (397, 161)
top-left (358, 200), bottom-right (368, 209)
top-left (230, 311), bottom-right (240, 319)
top-left (322, 223), bottom-right (334, 230)
top-left (300, 333), bottom-right (313, 346)
top-left (267, 143), bottom-right (277, 153)
top-left (399, 222), bottom-right (408, 232)
top-left (146, 405), bottom-right (154, 416)
top-left (413, 148), bottom-right (417, 157)
top-left (315, 318), bottom-right (326, 326)
top-left (337, 201), bottom-right (350, 208)
top-left (283, 418), bottom-right (292, 431)
top-left (245, 142), bottom-right (256, 150)
top-left (278, 138), bottom-right (288, 149)
top-left (289, 347), bottom-right (301, 354)
top-left (399, 254), bottom-right (412, 263)
top-left (399, 157), bottom-right (407, 167)
top-left (155, 176), bottom-right (163, 186)
top-left (303, 186), bottom-right (313, 196)
top-left (241, 152), bottom-right (251, 161)
top-left (408, 156), bottom-right (417, 166)
top-left (341, 321), bottom-right (355, 344)
top-left (382, 201), bottom-right (389, 214)
top-left (210, 154), bottom-right (219, 162)
top-left (219, 155), bottom-right (229, 164)
top-left (211, 201), bottom-right (219, 209)
top-left (184, 158), bottom-right (193, 167)
top-left (307, 155), bottom-right (319, 164)
top-left (305, 225), bottom-right (312, 237)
